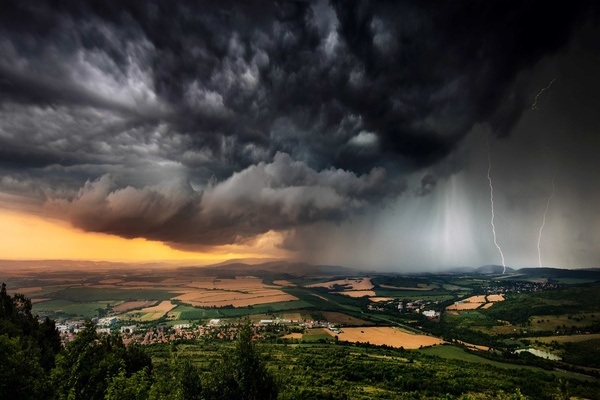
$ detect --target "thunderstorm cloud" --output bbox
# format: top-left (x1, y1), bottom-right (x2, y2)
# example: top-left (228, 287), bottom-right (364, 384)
top-left (0, 1), bottom-right (599, 268)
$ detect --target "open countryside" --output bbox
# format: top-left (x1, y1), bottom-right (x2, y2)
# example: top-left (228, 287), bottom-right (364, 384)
top-left (2, 260), bottom-right (600, 398)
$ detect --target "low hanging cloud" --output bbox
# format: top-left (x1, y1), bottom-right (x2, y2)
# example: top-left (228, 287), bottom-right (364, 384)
top-left (47, 152), bottom-right (405, 248)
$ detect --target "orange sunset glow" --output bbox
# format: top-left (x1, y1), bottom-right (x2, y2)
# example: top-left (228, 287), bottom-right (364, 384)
top-left (0, 208), bottom-right (284, 263)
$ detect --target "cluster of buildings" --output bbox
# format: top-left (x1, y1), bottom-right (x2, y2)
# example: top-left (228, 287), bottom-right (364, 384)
top-left (480, 281), bottom-right (560, 294)
top-left (367, 298), bottom-right (440, 319)
top-left (54, 315), bottom-right (341, 346)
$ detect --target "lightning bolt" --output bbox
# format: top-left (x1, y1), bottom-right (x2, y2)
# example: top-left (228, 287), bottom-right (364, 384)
top-left (537, 177), bottom-right (555, 267)
top-left (531, 79), bottom-right (556, 110)
top-left (487, 137), bottom-right (506, 273)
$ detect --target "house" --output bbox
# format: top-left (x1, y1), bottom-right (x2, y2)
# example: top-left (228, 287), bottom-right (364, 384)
top-left (120, 325), bottom-right (137, 334)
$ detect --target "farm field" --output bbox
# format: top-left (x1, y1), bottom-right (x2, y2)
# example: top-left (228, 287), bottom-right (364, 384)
top-left (334, 327), bottom-right (444, 349)
top-left (529, 333), bottom-right (600, 344)
top-left (302, 328), bottom-right (333, 342)
top-left (446, 293), bottom-right (505, 311)
top-left (320, 311), bottom-right (372, 326)
top-left (112, 300), bottom-right (156, 312)
top-left (33, 299), bottom-right (115, 319)
top-left (173, 288), bottom-right (298, 307)
top-left (9, 268), bottom-right (313, 321)
top-left (528, 313), bottom-right (600, 331)
top-left (124, 300), bottom-right (177, 321)
top-left (306, 277), bottom-right (373, 290)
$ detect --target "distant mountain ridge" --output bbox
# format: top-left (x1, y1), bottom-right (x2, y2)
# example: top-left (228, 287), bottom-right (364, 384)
top-left (444, 265), bottom-right (600, 281)
top-left (1, 259), bottom-right (598, 281)
top-left (178, 260), bottom-right (357, 278)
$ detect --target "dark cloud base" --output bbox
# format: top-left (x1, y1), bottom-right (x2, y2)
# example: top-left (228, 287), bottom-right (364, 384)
top-left (0, 1), bottom-right (597, 255)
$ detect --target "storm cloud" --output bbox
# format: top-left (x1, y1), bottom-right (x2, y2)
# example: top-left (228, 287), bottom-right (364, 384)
top-left (46, 153), bottom-right (403, 249)
top-left (0, 1), bottom-right (598, 266)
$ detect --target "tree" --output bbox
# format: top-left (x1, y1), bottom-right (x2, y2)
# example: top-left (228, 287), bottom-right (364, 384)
top-left (0, 283), bottom-right (61, 370)
top-left (205, 323), bottom-right (278, 400)
top-left (148, 355), bottom-right (203, 400)
top-left (105, 368), bottom-right (152, 400)
top-left (0, 283), bottom-right (59, 399)
top-left (0, 334), bottom-right (48, 400)
top-left (51, 321), bottom-right (152, 400)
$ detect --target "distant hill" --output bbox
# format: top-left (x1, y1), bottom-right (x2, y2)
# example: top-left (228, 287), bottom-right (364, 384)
top-left (476, 265), bottom-right (516, 274)
top-left (443, 265), bottom-right (600, 282)
top-left (444, 265), bottom-right (515, 274)
top-left (177, 260), bottom-right (357, 278)
top-left (517, 267), bottom-right (600, 281)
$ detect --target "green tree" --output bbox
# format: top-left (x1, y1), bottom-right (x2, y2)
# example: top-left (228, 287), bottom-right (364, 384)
top-left (105, 368), bottom-right (152, 400)
top-left (148, 352), bottom-right (203, 400)
top-left (0, 283), bottom-right (59, 399)
top-left (0, 283), bottom-right (61, 370)
top-left (0, 334), bottom-right (48, 400)
top-left (52, 321), bottom-right (152, 400)
top-left (204, 323), bottom-right (278, 400)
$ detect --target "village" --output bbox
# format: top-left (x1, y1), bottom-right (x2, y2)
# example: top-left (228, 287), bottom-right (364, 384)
top-left (55, 315), bottom-right (343, 346)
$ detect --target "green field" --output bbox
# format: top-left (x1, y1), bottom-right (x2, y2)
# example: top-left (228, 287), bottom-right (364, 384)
top-left (172, 300), bottom-right (313, 320)
top-left (33, 299), bottom-right (111, 318)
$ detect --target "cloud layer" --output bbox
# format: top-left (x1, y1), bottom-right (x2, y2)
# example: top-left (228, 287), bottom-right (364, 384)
top-left (0, 1), bottom-right (598, 266)
top-left (47, 153), bottom-right (403, 249)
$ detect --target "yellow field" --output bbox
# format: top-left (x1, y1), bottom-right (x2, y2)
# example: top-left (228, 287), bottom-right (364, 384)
top-left (122, 301), bottom-right (177, 321)
top-left (306, 277), bottom-right (373, 290)
top-left (333, 327), bottom-right (443, 349)
top-left (464, 295), bottom-right (487, 303)
top-left (187, 276), bottom-right (269, 291)
top-left (88, 275), bottom-right (300, 310)
top-left (446, 302), bottom-right (483, 311)
top-left (486, 294), bottom-right (505, 302)
top-left (142, 300), bottom-right (176, 313)
top-left (174, 289), bottom-right (297, 307)
top-left (446, 293), bottom-right (505, 311)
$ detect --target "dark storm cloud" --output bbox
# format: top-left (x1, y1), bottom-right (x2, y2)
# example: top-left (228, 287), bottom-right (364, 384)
top-left (0, 0), bottom-right (597, 249)
top-left (47, 153), bottom-right (403, 248)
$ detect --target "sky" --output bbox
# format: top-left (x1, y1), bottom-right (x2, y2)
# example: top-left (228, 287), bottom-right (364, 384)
top-left (0, 1), bottom-right (599, 271)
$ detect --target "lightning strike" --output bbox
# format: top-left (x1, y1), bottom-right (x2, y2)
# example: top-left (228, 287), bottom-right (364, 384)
top-left (531, 79), bottom-right (556, 110)
top-left (537, 177), bottom-right (555, 267)
top-left (487, 137), bottom-right (506, 273)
